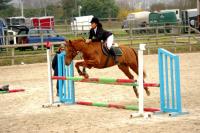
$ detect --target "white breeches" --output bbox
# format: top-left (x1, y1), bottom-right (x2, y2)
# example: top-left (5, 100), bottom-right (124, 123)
top-left (106, 34), bottom-right (114, 49)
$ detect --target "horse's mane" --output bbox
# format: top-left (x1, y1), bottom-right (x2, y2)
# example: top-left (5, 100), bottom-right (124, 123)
top-left (72, 38), bottom-right (101, 46)
top-left (73, 38), bottom-right (85, 43)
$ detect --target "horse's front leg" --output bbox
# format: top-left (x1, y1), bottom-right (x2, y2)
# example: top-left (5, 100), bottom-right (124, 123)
top-left (81, 60), bottom-right (98, 78)
top-left (75, 59), bottom-right (100, 78)
top-left (82, 67), bottom-right (87, 77)
top-left (75, 61), bottom-right (85, 75)
top-left (75, 61), bottom-right (89, 78)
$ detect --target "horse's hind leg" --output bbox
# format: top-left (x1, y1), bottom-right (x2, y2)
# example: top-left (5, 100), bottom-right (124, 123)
top-left (129, 64), bottom-right (150, 96)
top-left (118, 65), bottom-right (138, 98)
top-left (143, 80), bottom-right (150, 96)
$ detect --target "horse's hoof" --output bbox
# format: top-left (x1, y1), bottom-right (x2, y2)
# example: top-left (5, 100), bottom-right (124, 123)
top-left (83, 73), bottom-right (89, 79)
top-left (133, 87), bottom-right (139, 98)
top-left (146, 90), bottom-right (150, 96)
top-left (78, 72), bottom-right (83, 76)
top-left (144, 87), bottom-right (150, 96)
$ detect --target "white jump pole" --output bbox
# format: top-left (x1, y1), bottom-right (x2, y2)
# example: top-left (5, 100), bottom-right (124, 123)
top-left (46, 42), bottom-right (54, 105)
top-left (138, 44), bottom-right (146, 116)
top-left (131, 44), bottom-right (146, 118)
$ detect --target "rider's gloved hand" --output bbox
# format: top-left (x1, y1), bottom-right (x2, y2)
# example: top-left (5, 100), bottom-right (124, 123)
top-left (85, 39), bottom-right (91, 43)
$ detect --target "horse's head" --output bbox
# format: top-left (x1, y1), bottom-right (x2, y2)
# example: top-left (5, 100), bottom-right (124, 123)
top-left (64, 40), bottom-right (79, 65)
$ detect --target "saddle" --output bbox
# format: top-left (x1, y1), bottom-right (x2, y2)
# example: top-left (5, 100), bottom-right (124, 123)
top-left (101, 43), bottom-right (123, 56)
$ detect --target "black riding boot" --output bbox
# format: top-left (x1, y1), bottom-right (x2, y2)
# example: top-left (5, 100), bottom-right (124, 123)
top-left (109, 46), bottom-right (118, 64)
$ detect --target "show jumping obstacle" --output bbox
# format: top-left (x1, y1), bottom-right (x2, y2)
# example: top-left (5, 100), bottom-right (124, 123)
top-left (46, 42), bottom-right (187, 117)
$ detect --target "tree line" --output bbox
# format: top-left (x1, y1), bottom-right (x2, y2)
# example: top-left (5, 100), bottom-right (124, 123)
top-left (0, 0), bottom-right (119, 19)
top-left (150, 0), bottom-right (197, 11)
top-left (0, 0), bottom-right (197, 20)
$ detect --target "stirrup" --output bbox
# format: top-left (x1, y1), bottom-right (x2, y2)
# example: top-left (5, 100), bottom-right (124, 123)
top-left (114, 57), bottom-right (118, 64)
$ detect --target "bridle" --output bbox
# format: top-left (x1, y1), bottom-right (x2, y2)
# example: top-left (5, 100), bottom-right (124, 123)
top-left (65, 42), bottom-right (78, 59)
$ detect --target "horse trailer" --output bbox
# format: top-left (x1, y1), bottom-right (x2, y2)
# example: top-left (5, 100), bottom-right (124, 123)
top-left (149, 12), bottom-right (177, 26)
top-left (160, 9), bottom-right (181, 22)
top-left (71, 15), bottom-right (94, 34)
top-left (181, 9), bottom-right (198, 32)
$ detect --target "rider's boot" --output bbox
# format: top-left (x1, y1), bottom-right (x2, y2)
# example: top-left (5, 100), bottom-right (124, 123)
top-left (109, 46), bottom-right (118, 64)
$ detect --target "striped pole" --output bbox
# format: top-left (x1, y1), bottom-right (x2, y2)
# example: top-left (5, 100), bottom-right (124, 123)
top-left (0, 89), bottom-right (25, 94)
top-left (52, 76), bottom-right (160, 87)
top-left (76, 101), bottom-right (160, 112)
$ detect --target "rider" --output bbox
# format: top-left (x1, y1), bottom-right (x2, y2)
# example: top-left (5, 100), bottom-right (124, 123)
top-left (86, 17), bottom-right (118, 64)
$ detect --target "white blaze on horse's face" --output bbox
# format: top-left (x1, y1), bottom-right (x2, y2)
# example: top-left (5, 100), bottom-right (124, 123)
top-left (65, 45), bottom-right (73, 65)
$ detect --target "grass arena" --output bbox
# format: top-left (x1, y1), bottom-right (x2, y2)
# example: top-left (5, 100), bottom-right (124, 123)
top-left (0, 52), bottom-right (200, 133)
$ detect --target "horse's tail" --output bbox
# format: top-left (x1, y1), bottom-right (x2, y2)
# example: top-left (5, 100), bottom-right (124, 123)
top-left (131, 48), bottom-right (146, 78)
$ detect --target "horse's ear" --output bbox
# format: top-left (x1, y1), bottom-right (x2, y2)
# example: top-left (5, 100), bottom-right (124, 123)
top-left (66, 40), bottom-right (72, 46)
top-left (64, 40), bottom-right (72, 46)
top-left (64, 40), bottom-right (68, 46)
top-left (69, 40), bottom-right (72, 44)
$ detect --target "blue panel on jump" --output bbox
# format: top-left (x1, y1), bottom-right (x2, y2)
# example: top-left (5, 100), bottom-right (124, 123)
top-left (158, 48), bottom-right (182, 114)
top-left (57, 52), bottom-right (75, 104)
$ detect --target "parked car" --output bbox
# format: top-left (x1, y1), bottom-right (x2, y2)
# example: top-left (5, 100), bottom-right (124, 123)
top-left (8, 25), bottom-right (29, 45)
top-left (9, 26), bottom-right (65, 50)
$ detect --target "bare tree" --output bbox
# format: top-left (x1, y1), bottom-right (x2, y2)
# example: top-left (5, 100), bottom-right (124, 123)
top-left (166, 0), bottom-right (197, 10)
top-left (116, 0), bottom-right (133, 10)
top-left (150, 2), bottom-right (166, 11)
top-left (22, 0), bottom-right (60, 8)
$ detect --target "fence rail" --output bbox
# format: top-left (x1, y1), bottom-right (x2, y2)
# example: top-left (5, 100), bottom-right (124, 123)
top-left (0, 26), bottom-right (199, 66)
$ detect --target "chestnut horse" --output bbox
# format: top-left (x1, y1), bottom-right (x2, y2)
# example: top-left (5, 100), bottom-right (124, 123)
top-left (64, 39), bottom-right (150, 98)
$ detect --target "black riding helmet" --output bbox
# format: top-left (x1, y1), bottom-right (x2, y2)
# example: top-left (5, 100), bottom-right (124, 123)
top-left (90, 17), bottom-right (99, 24)
top-left (90, 17), bottom-right (102, 27)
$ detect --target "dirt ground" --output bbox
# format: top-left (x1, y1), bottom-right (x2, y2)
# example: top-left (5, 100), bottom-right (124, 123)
top-left (0, 52), bottom-right (200, 133)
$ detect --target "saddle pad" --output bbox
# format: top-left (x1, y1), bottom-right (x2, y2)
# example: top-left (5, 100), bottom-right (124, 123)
top-left (113, 47), bottom-right (123, 56)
